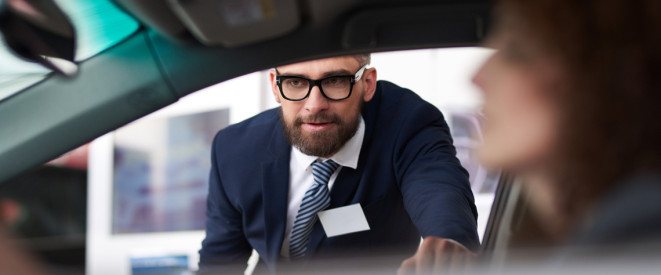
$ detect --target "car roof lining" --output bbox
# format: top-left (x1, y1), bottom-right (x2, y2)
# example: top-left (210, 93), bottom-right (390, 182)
top-left (113, 0), bottom-right (489, 47)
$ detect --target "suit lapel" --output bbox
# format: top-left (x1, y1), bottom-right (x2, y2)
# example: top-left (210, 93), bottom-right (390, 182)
top-left (261, 120), bottom-right (291, 264)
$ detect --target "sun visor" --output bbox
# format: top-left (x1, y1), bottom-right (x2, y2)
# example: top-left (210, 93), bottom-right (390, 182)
top-left (167, 0), bottom-right (300, 47)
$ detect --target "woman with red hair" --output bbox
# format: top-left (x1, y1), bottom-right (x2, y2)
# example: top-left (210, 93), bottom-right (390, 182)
top-left (400, 0), bottom-right (661, 273)
top-left (474, 0), bottom-right (661, 258)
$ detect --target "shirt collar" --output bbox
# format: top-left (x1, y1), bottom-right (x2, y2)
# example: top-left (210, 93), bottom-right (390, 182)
top-left (292, 116), bottom-right (365, 170)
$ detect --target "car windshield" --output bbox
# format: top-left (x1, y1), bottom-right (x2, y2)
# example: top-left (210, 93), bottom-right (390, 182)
top-left (0, 0), bottom-right (139, 101)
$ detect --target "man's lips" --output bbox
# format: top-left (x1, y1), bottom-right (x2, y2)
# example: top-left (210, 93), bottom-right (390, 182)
top-left (301, 121), bottom-right (334, 131)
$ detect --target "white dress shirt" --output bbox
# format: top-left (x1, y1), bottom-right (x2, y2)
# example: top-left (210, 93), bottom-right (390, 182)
top-left (280, 116), bottom-right (365, 258)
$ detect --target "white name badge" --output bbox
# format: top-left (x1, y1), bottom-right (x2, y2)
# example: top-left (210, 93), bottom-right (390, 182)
top-left (317, 203), bottom-right (371, 237)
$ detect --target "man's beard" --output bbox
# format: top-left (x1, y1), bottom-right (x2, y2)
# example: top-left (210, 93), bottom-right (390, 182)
top-left (280, 107), bottom-right (361, 158)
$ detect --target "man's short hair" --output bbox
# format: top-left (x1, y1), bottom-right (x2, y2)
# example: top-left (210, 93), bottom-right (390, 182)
top-left (353, 54), bottom-right (371, 67)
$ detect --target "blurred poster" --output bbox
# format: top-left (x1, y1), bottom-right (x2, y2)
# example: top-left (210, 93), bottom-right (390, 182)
top-left (112, 109), bottom-right (229, 234)
top-left (450, 111), bottom-right (500, 194)
top-left (130, 255), bottom-right (190, 275)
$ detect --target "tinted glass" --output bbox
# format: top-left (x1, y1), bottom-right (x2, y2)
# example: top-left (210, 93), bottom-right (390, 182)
top-left (0, 0), bottom-right (139, 102)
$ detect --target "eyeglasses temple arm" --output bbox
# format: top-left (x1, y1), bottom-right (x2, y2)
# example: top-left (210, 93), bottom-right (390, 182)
top-left (354, 65), bottom-right (367, 81)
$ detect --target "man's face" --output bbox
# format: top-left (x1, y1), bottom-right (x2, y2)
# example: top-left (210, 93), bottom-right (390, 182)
top-left (270, 56), bottom-right (377, 157)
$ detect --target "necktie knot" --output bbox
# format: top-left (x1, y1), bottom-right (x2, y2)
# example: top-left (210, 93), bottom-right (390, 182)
top-left (311, 160), bottom-right (340, 186)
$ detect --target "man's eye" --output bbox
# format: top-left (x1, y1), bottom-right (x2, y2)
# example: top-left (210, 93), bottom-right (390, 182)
top-left (286, 79), bottom-right (305, 87)
top-left (325, 77), bottom-right (347, 86)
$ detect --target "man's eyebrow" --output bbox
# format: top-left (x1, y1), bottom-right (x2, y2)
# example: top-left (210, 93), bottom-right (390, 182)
top-left (321, 69), bottom-right (353, 77)
top-left (275, 69), bottom-right (354, 78)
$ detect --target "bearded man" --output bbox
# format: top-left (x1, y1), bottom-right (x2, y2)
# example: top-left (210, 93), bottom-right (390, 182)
top-left (198, 55), bottom-right (478, 274)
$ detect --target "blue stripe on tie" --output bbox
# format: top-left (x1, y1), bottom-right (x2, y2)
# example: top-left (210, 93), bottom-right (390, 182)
top-left (300, 191), bottom-right (328, 208)
top-left (296, 198), bottom-right (329, 220)
top-left (289, 159), bottom-right (340, 259)
top-left (292, 195), bottom-right (329, 228)
top-left (315, 168), bottom-right (332, 178)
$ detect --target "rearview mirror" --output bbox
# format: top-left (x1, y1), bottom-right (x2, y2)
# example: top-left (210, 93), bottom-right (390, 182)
top-left (0, 0), bottom-right (77, 77)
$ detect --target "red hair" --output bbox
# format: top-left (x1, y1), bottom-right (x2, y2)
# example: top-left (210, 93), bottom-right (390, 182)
top-left (497, 0), bottom-right (661, 219)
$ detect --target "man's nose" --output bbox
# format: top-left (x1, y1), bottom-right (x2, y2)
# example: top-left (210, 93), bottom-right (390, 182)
top-left (303, 85), bottom-right (330, 113)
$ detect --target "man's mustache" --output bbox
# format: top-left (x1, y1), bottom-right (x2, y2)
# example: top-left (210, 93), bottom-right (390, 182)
top-left (294, 113), bottom-right (342, 126)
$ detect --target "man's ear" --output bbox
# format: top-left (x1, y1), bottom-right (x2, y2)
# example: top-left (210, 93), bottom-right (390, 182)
top-left (269, 69), bottom-right (282, 104)
top-left (362, 68), bottom-right (377, 102)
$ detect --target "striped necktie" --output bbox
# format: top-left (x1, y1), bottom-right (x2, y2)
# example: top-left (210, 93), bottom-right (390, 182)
top-left (288, 159), bottom-right (340, 259)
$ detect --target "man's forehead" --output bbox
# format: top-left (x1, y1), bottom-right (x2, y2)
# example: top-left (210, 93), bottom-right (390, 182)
top-left (276, 56), bottom-right (360, 76)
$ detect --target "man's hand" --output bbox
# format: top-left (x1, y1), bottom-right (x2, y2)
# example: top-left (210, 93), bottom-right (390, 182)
top-left (398, 237), bottom-right (475, 275)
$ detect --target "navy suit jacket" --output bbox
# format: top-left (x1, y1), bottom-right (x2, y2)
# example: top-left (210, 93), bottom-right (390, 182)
top-left (199, 81), bottom-right (478, 272)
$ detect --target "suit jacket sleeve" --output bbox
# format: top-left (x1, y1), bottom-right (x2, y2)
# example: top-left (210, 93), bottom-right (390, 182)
top-left (198, 133), bottom-right (252, 272)
top-left (394, 103), bottom-right (480, 251)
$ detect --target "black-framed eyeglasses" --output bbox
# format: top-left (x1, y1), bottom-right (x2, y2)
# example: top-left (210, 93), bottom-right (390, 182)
top-left (275, 65), bottom-right (367, 101)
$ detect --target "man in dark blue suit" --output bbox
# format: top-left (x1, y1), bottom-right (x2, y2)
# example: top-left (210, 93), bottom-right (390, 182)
top-left (199, 55), bottom-right (478, 273)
